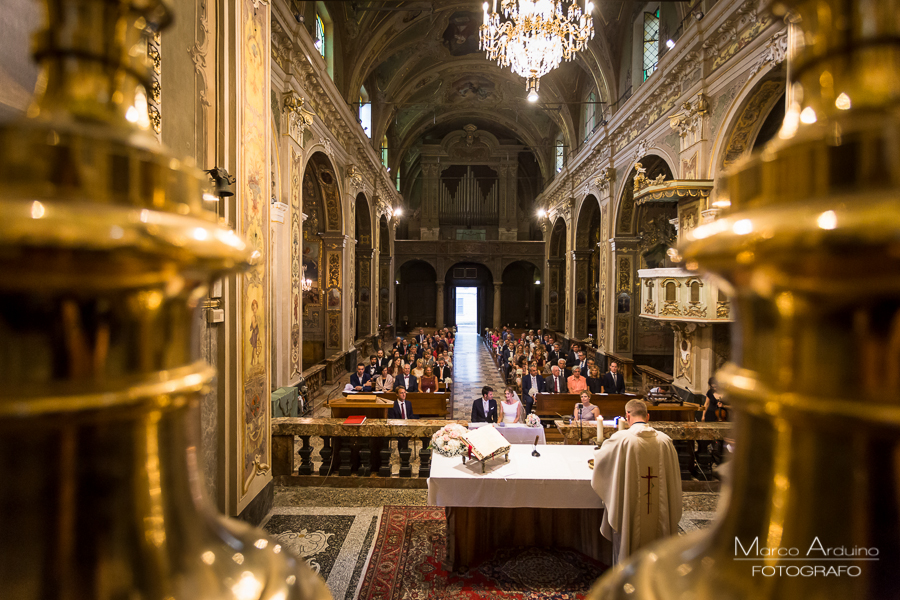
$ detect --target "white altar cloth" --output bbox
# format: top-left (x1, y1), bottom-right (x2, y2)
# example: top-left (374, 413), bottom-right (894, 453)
top-left (468, 422), bottom-right (546, 445)
top-left (427, 444), bottom-right (603, 509)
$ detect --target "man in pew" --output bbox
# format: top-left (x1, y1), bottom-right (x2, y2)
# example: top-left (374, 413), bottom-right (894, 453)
top-left (557, 358), bottom-right (572, 380)
top-left (603, 362), bottom-right (626, 394)
top-left (547, 365), bottom-right (568, 394)
top-left (574, 350), bottom-right (588, 374)
top-left (520, 362), bottom-right (545, 414)
top-left (375, 349), bottom-right (389, 370)
top-left (350, 363), bottom-right (373, 392)
top-left (548, 342), bottom-right (564, 365)
top-left (415, 328), bottom-right (427, 344)
top-left (388, 387), bottom-right (417, 419)
top-left (394, 364), bottom-right (418, 392)
top-left (366, 355), bottom-right (381, 378)
top-left (471, 386), bottom-right (498, 423)
top-left (567, 343), bottom-right (582, 367)
top-left (434, 357), bottom-right (452, 389)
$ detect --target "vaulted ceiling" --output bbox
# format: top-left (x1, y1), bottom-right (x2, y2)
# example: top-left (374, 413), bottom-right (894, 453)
top-left (309, 0), bottom-right (649, 181)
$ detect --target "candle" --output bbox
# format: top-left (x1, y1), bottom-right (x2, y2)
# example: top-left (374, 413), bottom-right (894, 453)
top-left (597, 417), bottom-right (602, 445)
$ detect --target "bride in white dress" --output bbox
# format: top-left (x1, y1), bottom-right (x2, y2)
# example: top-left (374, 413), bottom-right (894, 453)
top-left (498, 386), bottom-right (526, 424)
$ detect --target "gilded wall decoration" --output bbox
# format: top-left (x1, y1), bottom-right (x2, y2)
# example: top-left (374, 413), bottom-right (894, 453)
top-left (616, 317), bottom-right (630, 352)
top-left (723, 80), bottom-right (784, 168)
top-left (290, 147), bottom-right (301, 378)
top-left (717, 300), bottom-right (731, 319)
top-left (678, 330), bottom-right (694, 383)
top-left (616, 256), bottom-right (631, 293)
top-left (681, 153), bottom-right (698, 180)
top-left (319, 168), bottom-right (341, 231)
top-left (146, 31), bottom-right (161, 137)
top-left (711, 14), bottom-right (773, 71)
top-left (327, 313), bottom-right (340, 348)
top-left (239, 0), bottom-right (269, 497)
top-left (327, 252), bottom-right (341, 289)
top-left (683, 303), bottom-right (708, 318)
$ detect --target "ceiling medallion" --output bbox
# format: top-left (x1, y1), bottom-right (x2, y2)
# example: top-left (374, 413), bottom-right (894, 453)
top-left (480, 0), bottom-right (594, 102)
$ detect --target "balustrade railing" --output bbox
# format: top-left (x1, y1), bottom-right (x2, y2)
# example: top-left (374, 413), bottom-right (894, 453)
top-left (272, 418), bottom-right (467, 482)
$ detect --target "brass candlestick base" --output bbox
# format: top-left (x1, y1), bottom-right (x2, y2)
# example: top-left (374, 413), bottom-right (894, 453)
top-left (0, 1), bottom-right (329, 598)
top-left (588, 0), bottom-right (900, 597)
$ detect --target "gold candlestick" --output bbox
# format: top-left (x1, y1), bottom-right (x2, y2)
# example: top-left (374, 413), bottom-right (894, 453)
top-left (589, 0), bottom-right (900, 597)
top-left (0, 1), bottom-right (329, 598)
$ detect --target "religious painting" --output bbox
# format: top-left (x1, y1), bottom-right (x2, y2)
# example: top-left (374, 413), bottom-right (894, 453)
top-left (327, 287), bottom-right (341, 308)
top-left (617, 292), bottom-right (631, 314)
top-left (442, 11), bottom-right (482, 56)
top-left (360, 287), bottom-right (370, 304)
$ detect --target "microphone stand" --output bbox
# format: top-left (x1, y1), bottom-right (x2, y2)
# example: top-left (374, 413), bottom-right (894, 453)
top-left (576, 403), bottom-right (583, 446)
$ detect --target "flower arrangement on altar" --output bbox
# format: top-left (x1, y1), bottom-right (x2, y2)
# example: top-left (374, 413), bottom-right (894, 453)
top-left (429, 423), bottom-right (469, 457)
top-left (525, 412), bottom-right (542, 428)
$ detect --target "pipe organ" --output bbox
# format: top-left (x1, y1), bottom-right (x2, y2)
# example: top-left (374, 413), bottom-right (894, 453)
top-left (439, 166), bottom-right (499, 227)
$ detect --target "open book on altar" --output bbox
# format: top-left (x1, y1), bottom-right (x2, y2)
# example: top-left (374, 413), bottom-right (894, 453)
top-left (463, 425), bottom-right (511, 461)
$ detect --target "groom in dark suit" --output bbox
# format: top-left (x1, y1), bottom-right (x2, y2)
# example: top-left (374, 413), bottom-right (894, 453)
top-left (602, 362), bottom-right (626, 394)
top-left (470, 386), bottom-right (498, 423)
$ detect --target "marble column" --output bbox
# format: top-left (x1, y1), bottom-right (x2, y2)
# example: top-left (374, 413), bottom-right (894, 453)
top-left (436, 282), bottom-right (445, 328)
top-left (493, 282), bottom-right (502, 328)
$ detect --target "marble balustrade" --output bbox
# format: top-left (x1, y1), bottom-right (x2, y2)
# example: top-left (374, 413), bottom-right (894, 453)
top-left (272, 417), bottom-right (467, 480)
top-left (555, 420), bottom-right (733, 481)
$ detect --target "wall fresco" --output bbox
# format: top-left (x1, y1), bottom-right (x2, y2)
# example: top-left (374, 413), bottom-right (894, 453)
top-left (290, 146), bottom-right (301, 378)
top-left (239, 0), bottom-right (269, 498)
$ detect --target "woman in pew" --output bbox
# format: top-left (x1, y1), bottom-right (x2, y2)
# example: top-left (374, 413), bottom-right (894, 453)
top-left (586, 364), bottom-right (604, 393)
top-left (573, 390), bottom-right (601, 422)
top-left (375, 366), bottom-right (395, 392)
top-left (412, 358), bottom-right (426, 378)
top-left (419, 365), bottom-right (438, 393)
top-left (498, 386), bottom-right (526, 424)
top-left (390, 357), bottom-right (404, 378)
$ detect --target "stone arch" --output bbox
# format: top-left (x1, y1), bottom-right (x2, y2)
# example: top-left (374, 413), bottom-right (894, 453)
top-left (614, 154), bottom-right (675, 236)
top-left (397, 260), bottom-right (438, 332)
top-left (301, 150), bottom-right (346, 364)
top-left (501, 261), bottom-right (541, 330)
top-left (610, 156), bottom-right (676, 358)
top-left (574, 194), bottom-right (602, 341)
top-left (711, 67), bottom-right (787, 178)
top-left (548, 217), bottom-right (568, 332)
top-left (303, 150), bottom-right (344, 233)
top-left (444, 262), bottom-right (496, 332)
top-left (378, 214), bottom-right (392, 327)
top-left (354, 192), bottom-right (374, 340)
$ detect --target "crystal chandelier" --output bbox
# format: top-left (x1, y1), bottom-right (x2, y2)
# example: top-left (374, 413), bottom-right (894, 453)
top-left (480, 0), bottom-right (594, 101)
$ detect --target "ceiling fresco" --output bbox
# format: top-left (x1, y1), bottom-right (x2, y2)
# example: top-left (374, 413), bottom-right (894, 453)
top-left (301, 1), bottom-right (690, 198)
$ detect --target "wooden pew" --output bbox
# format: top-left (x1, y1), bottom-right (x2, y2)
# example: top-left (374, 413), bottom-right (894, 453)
top-left (532, 393), bottom-right (698, 422)
top-left (341, 390), bottom-right (451, 418)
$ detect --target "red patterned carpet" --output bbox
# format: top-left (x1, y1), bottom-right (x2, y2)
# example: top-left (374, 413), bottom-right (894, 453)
top-left (358, 506), bottom-right (607, 600)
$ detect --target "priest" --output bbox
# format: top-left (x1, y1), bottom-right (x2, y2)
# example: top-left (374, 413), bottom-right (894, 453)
top-left (591, 399), bottom-right (682, 564)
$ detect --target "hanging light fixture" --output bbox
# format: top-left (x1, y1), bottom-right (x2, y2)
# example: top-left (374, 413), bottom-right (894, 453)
top-left (480, 0), bottom-right (594, 101)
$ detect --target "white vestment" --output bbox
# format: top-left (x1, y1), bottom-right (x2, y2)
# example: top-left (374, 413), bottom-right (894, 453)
top-left (591, 422), bottom-right (682, 564)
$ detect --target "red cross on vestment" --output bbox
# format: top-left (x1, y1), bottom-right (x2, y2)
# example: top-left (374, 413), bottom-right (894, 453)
top-left (641, 466), bottom-right (658, 514)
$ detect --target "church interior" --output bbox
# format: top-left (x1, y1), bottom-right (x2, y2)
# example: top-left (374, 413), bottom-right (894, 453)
top-left (2, 0), bottom-right (899, 597)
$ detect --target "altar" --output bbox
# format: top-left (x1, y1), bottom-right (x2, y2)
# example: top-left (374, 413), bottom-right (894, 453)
top-left (468, 421), bottom-right (546, 445)
top-left (428, 444), bottom-right (608, 569)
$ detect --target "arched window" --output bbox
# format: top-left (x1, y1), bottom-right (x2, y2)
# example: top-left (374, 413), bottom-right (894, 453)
top-left (642, 8), bottom-right (660, 81)
top-left (665, 281), bottom-right (676, 302)
top-left (690, 281), bottom-right (701, 303)
top-left (381, 135), bottom-right (389, 169)
top-left (555, 135), bottom-right (565, 173)
top-left (583, 90), bottom-right (596, 141)
top-left (358, 86), bottom-right (371, 138)
top-left (315, 14), bottom-right (326, 58)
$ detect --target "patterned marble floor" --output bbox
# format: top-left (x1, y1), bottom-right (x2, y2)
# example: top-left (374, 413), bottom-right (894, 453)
top-left (451, 332), bottom-right (507, 420)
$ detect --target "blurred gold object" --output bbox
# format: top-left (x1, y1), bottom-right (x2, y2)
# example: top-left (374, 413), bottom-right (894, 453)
top-left (0, 1), bottom-right (329, 598)
top-left (589, 0), bottom-right (900, 597)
